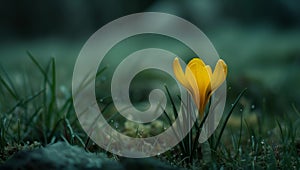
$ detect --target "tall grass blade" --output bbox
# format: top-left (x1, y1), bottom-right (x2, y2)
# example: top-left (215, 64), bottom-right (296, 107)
top-left (0, 65), bottom-right (18, 98)
top-left (214, 88), bottom-right (247, 150)
top-left (27, 51), bottom-right (51, 85)
top-left (0, 75), bottom-right (18, 100)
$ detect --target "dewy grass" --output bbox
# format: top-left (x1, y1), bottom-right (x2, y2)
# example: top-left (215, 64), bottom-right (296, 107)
top-left (28, 52), bottom-right (60, 143)
top-left (0, 54), bottom-right (300, 169)
top-left (0, 53), bottom-right (79, 148)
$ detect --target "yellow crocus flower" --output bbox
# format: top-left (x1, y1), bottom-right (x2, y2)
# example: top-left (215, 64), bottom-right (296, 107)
top-left (173, 57), bottom-right (227, 116)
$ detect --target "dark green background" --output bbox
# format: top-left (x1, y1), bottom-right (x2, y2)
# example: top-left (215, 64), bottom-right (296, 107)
top-left (0, 0), bottom-right (299, 117)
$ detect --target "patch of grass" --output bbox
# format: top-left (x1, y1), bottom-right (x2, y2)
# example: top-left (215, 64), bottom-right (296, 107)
top-left (1, 53), bottom-right (86, 149)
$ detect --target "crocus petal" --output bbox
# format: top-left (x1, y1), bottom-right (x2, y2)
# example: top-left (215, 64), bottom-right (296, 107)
top-left (186, 58), bottom-right (211, 114)
top-left (211, 59), bottom-right (227, 92)
top-left (173, 58), bottom-right (193, 92)
top-left (185, 65), bottom-right (200, 109)
top-left (205, 65), bottom-right (212, 81)
top-left (187, 58), bottom-right (206, 68)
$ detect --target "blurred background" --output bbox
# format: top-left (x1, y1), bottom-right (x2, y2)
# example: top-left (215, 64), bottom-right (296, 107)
top-left (0, 0), bottom-right (300, 121)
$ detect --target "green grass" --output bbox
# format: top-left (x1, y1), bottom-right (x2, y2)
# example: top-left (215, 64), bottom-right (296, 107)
top-left (0, 54), bottom-right (299, 169)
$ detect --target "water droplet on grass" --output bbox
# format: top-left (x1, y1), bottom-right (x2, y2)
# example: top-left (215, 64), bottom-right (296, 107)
top-left (114, 122), bottom-right (119, 129)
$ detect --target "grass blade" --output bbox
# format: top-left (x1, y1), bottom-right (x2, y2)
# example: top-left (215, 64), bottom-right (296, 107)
top-left (214, 88), bottom-right (247, 150)
top-left (27, 51), bottom-right (51, 85)
top-left (0, 74), bottom-right (18, 100)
